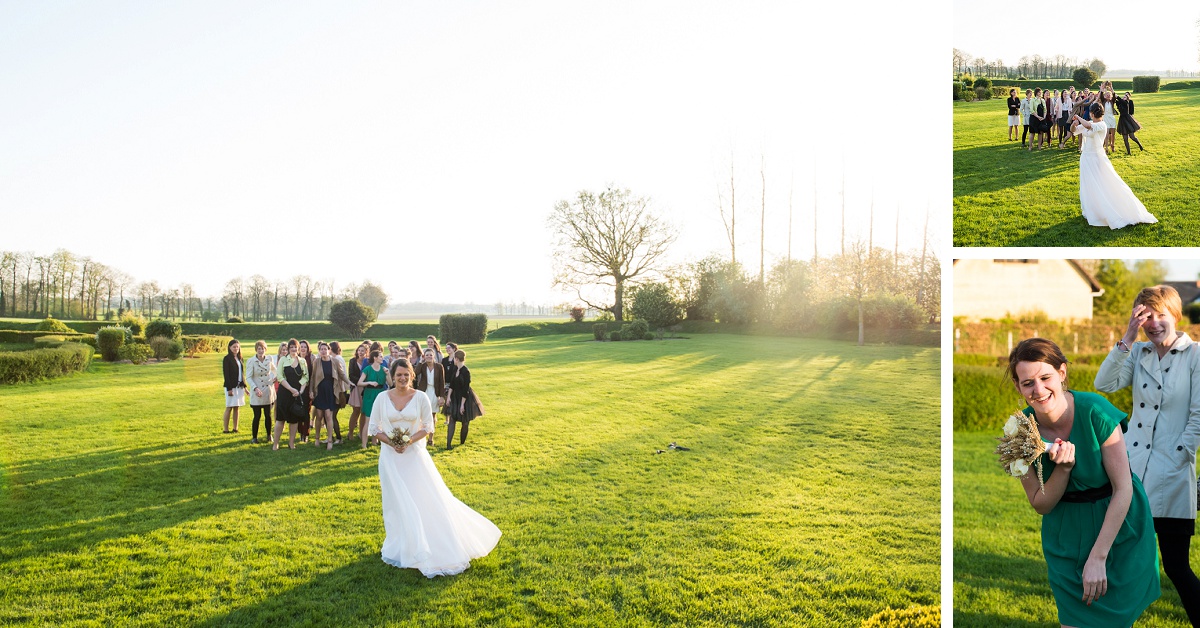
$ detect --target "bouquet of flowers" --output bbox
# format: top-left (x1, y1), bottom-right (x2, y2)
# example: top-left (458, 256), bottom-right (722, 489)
top-left (389, 427), bottom-right (411, 450)
top-left (994, 409), bottom-right (1048, 493)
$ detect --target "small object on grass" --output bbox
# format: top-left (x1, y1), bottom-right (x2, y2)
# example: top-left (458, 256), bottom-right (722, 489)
top-left (668, 442), bottom-right (690, 451)
top-left (654, 449), bottom-right (665, 454)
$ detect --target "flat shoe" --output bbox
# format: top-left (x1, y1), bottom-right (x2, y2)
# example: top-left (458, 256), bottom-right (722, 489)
top-left (223, 430), bottom-right (231, 434)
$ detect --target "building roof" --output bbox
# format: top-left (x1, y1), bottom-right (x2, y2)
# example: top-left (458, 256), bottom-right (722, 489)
top-left (952, 259), bottom-right (1104, 294)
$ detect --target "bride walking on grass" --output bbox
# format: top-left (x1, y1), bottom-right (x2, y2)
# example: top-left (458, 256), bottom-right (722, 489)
top-left (1073, 102), bottom-right (1157, 229)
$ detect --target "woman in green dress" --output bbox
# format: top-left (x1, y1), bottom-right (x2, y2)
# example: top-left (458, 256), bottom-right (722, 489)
top-left (357, 349), bottom-right (388, 449)
top-left (1007, 338), bottom-right (1159, 628)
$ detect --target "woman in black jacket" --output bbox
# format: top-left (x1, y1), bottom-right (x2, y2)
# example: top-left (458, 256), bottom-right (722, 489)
top-left (1116, 92), bottom-right (1145, 156)
top-left (445, 349), bottom-right (482, 450)
top-left (222, 339), bottom-right (247, 434)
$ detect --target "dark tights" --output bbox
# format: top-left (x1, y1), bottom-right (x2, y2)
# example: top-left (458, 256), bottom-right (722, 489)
top-left (330, 408), bottom-right (342, 440)
top-left (1122, 133), bottom-right (1144, 155)
top-left (251, 405), bottom-right (273, 439)
top-left (1021, 124), bottom-right (1029, 146)
top-left (446, 419), bottom-right (469, 449)
top-left (1158, 531), bottom-right (1200, 625)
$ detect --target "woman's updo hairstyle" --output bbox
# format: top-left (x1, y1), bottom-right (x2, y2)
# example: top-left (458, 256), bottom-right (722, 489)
top-left (1134, 285), bottom-right (1184, 324)
top-left (1006, 338), bottom-right (1069, 385)
top-left (390, 358), bottom-right (414, 380)
top-left (1089, 102), bottom-right (1103, 119)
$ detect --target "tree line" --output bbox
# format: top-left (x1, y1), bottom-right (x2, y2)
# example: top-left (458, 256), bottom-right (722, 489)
top-left (548, 183), bottom-right (938, 345)
top-left (954, 48), bottom-right (1109, 80)
top-left (0, 249), bottom-right (390, 323)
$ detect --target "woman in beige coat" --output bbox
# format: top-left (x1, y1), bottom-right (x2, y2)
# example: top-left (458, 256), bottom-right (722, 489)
top-left (1095, 285), bottom-right (1200, 625)
top-left (310, 341), bottom-right (351, 451)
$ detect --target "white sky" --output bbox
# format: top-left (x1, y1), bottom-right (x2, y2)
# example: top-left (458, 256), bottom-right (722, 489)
top-left (0, 2), bottom-right (950, 305)
top-left (954, 0), bottom-right (1200, 74)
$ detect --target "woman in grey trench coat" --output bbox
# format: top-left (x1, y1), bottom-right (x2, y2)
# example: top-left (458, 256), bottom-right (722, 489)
top-left (1095, 285), bottom-right (1200, 625)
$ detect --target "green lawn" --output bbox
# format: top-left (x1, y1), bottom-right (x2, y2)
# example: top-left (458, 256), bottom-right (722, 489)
top-left (954, 431), bottom-right (1195, 627)
top-left (953, 89), bottom-right (1200, 246)
top-left (0, 334), bottom-right (939, 627)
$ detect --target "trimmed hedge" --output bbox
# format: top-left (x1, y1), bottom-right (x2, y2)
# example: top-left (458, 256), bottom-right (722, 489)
top-left (593, 323), bottom-right (608, 341)
top-left (35, 317), bottom-right (75, 333)
top-left (145, 319), bottom-right (182, 340)
top-left (97, 327), bottom-right (127, 361)
top-left (1132, 75), bottom-right (1160, 93)
top-left (119, 343), bottom-right (154, 364)
top-left (439, 314), bottom-right (488, 344)
top-left (954, 363), bottom-right (1132, 431)
top-left (0, 342), bottom-right (94, 384)
top-left (182, 335), bottom-right (234, 356)
top-left (620, 320), bottom-right (650, 341)
top-left (0, 330), bottom-right (92, 343)
top-left (150, 337), bottom-right (184, 360)
top-left (1161, 80), bottom-right (1200, 91)
top-left (486, 321), bottom-right (593, 339)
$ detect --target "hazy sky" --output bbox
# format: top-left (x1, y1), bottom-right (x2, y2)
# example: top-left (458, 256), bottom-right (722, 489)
top-left (954, 0), bottom-right (1200, 73)
top-left (0, 2), bottom-right (949, 305)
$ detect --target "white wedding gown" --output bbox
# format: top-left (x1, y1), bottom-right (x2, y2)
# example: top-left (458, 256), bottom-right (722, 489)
top-left (1075, 120), bottom-right (1157, 229)
top-left (369, 391), bottom-right (501, 577)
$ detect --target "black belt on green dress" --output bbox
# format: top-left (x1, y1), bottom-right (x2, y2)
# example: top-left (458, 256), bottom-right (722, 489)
top-left (1060, 483), bottom-right (1113, 503)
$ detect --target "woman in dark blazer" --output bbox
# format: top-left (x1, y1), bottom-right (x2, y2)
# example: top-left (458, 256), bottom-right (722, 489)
top-left (1116, 92), bottom-right (1144, 155)
top-left (445, 349), bottom-right (483, 449)
top-left (222, 339), bottom-right (247, 434)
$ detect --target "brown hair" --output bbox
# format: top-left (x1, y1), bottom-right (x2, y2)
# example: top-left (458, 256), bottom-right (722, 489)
top-left (1006, 338), bottom-right (1069, 384)
top-left (454, 349), bottom-right (465, 361)
top-left (369, 349), bottom-right (382, 362)
top-left (390, 358), bottom-right (414, 380)
top-left (329, 341), bottom-right (341, 355)
top-left (1134, 285), bottom-right (1184, 324)
top-left (254, 340), bottom-right (267, 352)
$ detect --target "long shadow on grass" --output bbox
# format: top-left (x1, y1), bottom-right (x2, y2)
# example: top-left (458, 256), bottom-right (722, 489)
top-left (953, 142), bottom-right (1077, 197)
top-left (0, 441), bottom-right (375, 560)
top-left (193, 555), bottom-right (487, 627)
top-left (1004, 216), bottom-right (1160, 247)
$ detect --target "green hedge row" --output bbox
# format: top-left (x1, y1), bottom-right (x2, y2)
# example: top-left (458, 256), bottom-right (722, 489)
top-left (0, 342), bottom-right (94, 385)
top-left (1161, 81), bottom-right (1200, 91)
top-left (487, 321), bottom-right (595, 339)
top-left (0, 330), bottom-right (92, 343)
top-left (440, 314), bottom-right (488, 344)
top-left (954, 363), bottom-right (1132, 431)
top-left (182, 335), bottom-right (234, 356)
top-left (0, 320), bottom-right (441, 339)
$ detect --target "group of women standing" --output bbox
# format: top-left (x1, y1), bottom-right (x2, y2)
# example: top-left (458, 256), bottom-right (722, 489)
top-left (221, 333), bottom-right (499, 577)
top-left (220, 334), bottom-right (484, 452)
top-left (1006, 284), bottom-right (1200, 627)
top-left (1006, 82), bottom-right (1145, 155)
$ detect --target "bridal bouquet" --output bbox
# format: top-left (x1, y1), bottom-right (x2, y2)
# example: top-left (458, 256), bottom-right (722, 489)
top-left (994, 409), bottom-right (1048, 493)
top-left (389, 427), bottom-right (412, 450)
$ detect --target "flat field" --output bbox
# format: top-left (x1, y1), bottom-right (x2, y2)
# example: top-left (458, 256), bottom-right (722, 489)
top-left (953, 89), bottom-right (1200, 247)
top-left (0, 333), bottom-right (939, 627)
top-left (954, 431), bottom-right (1196, 627)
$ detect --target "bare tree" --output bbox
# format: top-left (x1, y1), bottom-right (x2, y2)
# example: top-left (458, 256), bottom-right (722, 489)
top-left (718, 151), bottom-right (737, 266)
top-left (759, 154), bottom-right (766, 285)
top-left (548, 186), bottom-right (677, 322)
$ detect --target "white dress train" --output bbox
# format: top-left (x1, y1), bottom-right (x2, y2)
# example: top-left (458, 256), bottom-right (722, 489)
top-left (1075, 120), bottom-right (1157, 229)
top-left (369, 391), bottom-right (501, 577)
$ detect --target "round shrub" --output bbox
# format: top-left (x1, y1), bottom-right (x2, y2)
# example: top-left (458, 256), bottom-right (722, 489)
top-left (569, 306), bottom-right (585, 323)
top-left (643, 332), bottom-right (655, 341)
top-left (96, 326), bottom-right (128, 361)
top-left (593, 323), bottom-right (608, 341)
top-left (118, 313), bottom-right (146, 336)
top-left (629, 282), bottom-right (684, 331)
top-left (329, 299), bottom-right (376, 339)
top-left (150, 336), bottom-right (184, 360)
top-left (974, 86), bottom-right (992, 100)
top-left (609, 330), bottom-right (622, 342)
top-left (620, 319), bottom-right (650, 341)
top-left (118, 343), bottom-right (153, 364)
top-left (974, 77), bottom-right (991, 89)
top-left (226, 316), bottom-right (244, 324)
top-left (961, 76), bottom-right (973, 87)
top-left (959, 86), bottom-right (974, 101)
top-left (144, 319), bottom-right (182, 340)
top-left (35, 317), bottom-right (75, 333)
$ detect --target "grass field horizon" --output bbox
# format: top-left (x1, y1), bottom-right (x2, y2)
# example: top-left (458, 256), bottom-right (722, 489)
top-left (1, 333), bottom-right (939, 626)
top-left (953, 89), bottom-right (1200, 246)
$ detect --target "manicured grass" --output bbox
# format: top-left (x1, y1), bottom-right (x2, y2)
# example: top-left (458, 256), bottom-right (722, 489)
top-left (0, 334), bottom-right (939, 627)
top-left (954, 431), bottom-right (1195, 627)
top-left (953, 89), bottom-right (1200, 246)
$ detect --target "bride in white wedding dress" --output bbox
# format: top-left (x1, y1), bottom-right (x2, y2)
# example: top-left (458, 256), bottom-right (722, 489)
top-left (1072, 101), bottom-right (1157, 229)
top-left (369, 360), bottom-right (501, 577)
